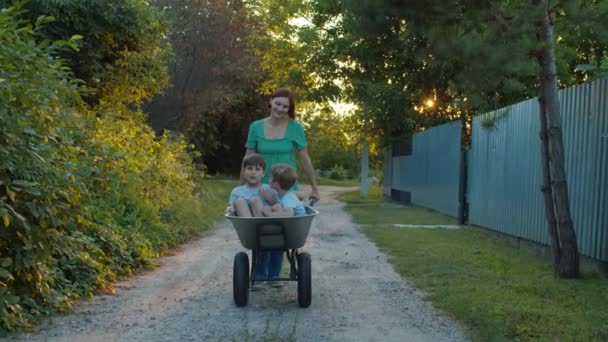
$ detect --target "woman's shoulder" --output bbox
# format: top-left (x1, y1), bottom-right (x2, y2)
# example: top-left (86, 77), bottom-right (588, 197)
top-left (288, 119), bottom-right (304, 128)
top-left (288, 119), bottom-right (305, 133)
top-left (250, 118), bottom-right (265, 127)
top-left (247, 119), bottom-right (265, 137)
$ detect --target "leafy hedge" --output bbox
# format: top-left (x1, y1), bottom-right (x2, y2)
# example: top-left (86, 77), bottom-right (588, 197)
top-left (0, 6), bottom-right (207, 333)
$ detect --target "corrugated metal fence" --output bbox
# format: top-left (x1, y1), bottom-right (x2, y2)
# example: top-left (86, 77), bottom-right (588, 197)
top-left (385, 77), bottom-right (608, 262)
top-left (389, 121), bottom-right (462, 217)
top-left (468, 77), bottom-right (608, 261)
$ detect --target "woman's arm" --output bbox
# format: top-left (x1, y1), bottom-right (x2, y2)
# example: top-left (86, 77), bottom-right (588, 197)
top-left (297, 148), bottom-right (320, 200)
top-left (239, 148), bottom-right (256, 184)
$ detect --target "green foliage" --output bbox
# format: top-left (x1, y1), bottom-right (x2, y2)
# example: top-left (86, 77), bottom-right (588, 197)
top-left (328, 164), bottom-right (348, 180)
top-left (314, 176), bottom-right (359, 187)
top-left (337, 184), bottom-right (385, 204)
top-left (251, 0), bottom-right (608, 147)
top-left (2, 0), bottom-right (172, 110)
top-left (0, 3), bottom-right (217, 333)
top-left (300, 106), bottom-right (360, 176)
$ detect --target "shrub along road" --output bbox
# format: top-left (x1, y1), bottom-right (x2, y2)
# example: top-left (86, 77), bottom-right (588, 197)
top-left (5, 186), bottom-right (466, 341)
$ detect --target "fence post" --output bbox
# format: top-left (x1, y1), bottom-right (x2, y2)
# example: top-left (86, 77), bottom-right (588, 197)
top-left (360, 139), bottom-right (369, 198)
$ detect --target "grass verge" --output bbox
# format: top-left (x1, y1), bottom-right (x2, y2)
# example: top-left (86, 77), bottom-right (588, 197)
top-left (338, 186), bottom-right (608, 341)
top-left (175, 177), bottom-right (235, 237)
top-left (314, 176), bottom-right (360, 187)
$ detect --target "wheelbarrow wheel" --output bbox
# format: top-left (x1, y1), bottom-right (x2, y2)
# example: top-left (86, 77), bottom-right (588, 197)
top-left (297, 252), bottom-right (311, 308)
top-left (233, 252), bottom-right (249, 307)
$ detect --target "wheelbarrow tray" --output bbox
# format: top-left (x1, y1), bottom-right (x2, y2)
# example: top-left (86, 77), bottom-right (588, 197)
top-left (226, 206), bottom-right (319, 250)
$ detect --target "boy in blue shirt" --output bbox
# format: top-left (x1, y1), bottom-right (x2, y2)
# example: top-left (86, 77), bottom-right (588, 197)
top-left (226, 153), bottom-right (277, 217)
top-left (259, 163), bottom-right (306, 287)
top-left (227, 154), bottom-right (281, 288)
top-left (262, 164), bottom-right (306, 217)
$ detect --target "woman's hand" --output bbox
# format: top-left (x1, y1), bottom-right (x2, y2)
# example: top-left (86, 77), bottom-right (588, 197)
top-left (225, 205), bottom-right (234, 215)
top-left (310, 187), bottom-right (320, 203)
top-left (297, 148), bottom-right (321, 202)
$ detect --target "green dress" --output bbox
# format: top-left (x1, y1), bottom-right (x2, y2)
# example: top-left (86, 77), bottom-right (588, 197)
top-left (245, 119), bottom-right (307, 190)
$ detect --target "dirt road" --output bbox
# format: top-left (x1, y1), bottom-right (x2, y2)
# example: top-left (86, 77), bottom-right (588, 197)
top-left (5, 186), bottom-right (467, 342)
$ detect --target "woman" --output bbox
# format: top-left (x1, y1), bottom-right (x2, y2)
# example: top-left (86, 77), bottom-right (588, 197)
top-left (242, 88), bottom-right (319, 200)
top-left (241, 88), bottom-right (319, 285)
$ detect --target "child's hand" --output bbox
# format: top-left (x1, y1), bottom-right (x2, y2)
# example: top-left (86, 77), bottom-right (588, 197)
top-left (260, 188), bottom-right (277, 205)
top-left (260, 188), bottom-right (270, 198)
top-left (271, 203), bottom-right (281, 211)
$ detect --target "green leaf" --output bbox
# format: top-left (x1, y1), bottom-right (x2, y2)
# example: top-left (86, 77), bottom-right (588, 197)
top-left (575, 64), bottom-right (597, 71)
top-left (0, 268), bottom-right (14, 280)
top-left (11, 180), bottom-right (41, 196)
top-left (22, 127), bottom-right (38, 136)
top-left (0, 258), bottom-right (11, 268)
top-left (5, 189), bottom-right (15, 202)
top-left (11, 180), bottom-right (37, 187)
top-left (5, 295), bottom-right (20, 305)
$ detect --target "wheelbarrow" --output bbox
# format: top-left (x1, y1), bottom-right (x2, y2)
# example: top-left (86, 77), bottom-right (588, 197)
top-left (225, 202), bottom-right (319, 307)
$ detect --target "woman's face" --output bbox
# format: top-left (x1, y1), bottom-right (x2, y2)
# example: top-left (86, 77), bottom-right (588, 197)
top-left (269, 96), bottom-right (290, 120)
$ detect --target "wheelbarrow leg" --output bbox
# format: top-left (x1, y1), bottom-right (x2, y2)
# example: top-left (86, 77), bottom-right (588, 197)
top-left (288, 249), bottom-right (297, 280)
top-left (250, 250), bottom-right (260, 284)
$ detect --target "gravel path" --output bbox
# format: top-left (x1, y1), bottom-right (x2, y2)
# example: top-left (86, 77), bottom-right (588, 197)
top-left (4, 186), bottom-right (467, 342)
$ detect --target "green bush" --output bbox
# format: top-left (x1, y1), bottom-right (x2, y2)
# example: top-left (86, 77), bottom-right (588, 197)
top-left (329, 164), bottom-right (349, 180)
top-left (303, 109), bottom-right (360, 179)
top-left (0, 5), bottom-right (210, 333)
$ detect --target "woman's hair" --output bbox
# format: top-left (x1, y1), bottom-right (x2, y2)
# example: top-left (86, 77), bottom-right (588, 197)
top-left (270, 88), bottom-right (296, 119)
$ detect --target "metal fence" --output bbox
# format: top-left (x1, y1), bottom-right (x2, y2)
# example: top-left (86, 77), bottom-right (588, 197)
top-left (388, 120), bottom-right (462, 217)
top-left (385, 76), bottom-right (608, 261)
top-left (468, 77), bottom-right (608, 261)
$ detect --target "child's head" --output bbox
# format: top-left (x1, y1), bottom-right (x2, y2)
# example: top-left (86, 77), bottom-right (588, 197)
top-left (270, 163), bottom-right (297, 191)
top-left (242, 153), bottom-right (265, 185)
top-left (243, 153), bottom-right (266, 170)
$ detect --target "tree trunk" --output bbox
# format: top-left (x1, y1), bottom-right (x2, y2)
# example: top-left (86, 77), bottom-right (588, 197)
top-left (538, 3), bottom-right (579, 278)
top-left (537, 83), bottom-right (561, 275)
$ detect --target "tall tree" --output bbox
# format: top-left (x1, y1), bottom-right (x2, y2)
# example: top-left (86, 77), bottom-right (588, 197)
top-left (1, 0), bottom-right (173, 112)
top-left (145, 0), bottom-right (268, 172)
top-left (536, 0), bottom-right (579, 277)
top-left (257, 0), bottom-right (475, 143)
